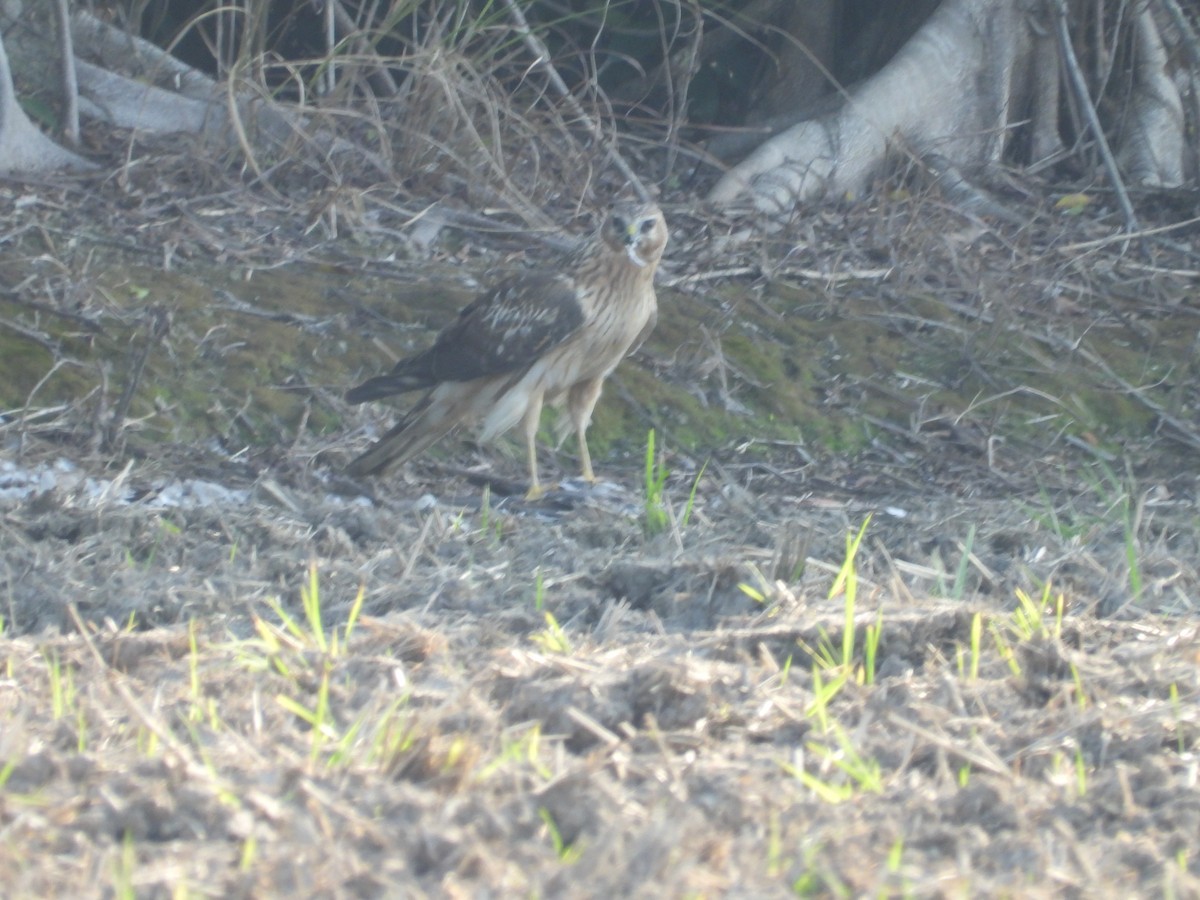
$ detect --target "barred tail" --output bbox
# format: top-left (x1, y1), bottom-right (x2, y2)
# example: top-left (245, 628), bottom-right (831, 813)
top-left (345, 394), bottom-right (463, 477)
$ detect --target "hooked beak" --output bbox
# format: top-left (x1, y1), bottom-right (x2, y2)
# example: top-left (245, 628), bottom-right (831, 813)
top-left (624, 224), bottom-right (647, 268)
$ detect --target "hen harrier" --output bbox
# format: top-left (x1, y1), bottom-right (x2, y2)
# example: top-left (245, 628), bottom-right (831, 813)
top-left (345, 200), bottom-right (669, 499)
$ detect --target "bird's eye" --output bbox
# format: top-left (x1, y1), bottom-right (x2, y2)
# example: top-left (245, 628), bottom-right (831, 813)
top-left (612, 216), bottom-right (626, 231)
top-left (640, 219), bottom-right (655, 234)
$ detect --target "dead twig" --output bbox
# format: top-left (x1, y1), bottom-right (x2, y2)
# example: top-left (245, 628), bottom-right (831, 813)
top-left (1160, 0), bottom-right (1200, 72)
top-left (1053, 213), bottom-right (1200, 254)
top-left (104, 306), bottom-right (170, 450)
top-left (885, 712), bottom-right (1014, 780)
top-left (329, 0), bottom-right (399, 98)
top-left (498, 0), bottom-right (651, 201)
top-left (1053, 1), bottom-right (1140, 233)
top-left (67, 605), bottom-right (286, 824)
top-left (664, 264), bottom-right (892, 288)
top-left (0, 289), bottom-right (105, 333)
top-left (52, 0), bottom-right (80, 145)
top-left (1051, 333), bottom-right (1200, 452)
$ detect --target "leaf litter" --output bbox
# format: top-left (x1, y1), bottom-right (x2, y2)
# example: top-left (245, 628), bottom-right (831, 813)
top-left (1, 168), bottom-right (1199, 896)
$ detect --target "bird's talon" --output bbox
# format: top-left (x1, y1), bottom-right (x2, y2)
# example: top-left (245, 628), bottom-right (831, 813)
top-left (525, 483), bottom-right (553, 501)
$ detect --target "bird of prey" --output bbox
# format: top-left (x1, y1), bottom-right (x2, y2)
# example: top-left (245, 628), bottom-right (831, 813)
top-left (345, 200), bottom-right (669, 499)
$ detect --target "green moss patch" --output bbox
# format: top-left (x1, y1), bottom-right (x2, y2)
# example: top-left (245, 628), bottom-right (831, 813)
top-left (2, 252), bottom-right (1192, 468)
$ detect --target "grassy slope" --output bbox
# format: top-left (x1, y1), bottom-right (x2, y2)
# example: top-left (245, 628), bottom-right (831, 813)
top-left (2, 186), bottom-right (1198, 896)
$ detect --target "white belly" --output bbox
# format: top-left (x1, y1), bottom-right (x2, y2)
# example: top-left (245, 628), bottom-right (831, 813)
top-left (476, 301), bottom-right (654, 441)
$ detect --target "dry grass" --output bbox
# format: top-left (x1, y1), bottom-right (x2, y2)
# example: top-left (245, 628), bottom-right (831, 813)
top-left (4, 26), bottom-right (1200, 888)
top-left (1, 474), bottom-right (1198, 895)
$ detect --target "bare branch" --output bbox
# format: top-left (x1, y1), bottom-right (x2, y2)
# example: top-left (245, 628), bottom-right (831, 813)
top-left (53, 0), bottom-right (80, 145)
top-left (498, 0), bottom-right (650, 201)
top-left (1053, 0), bottom-right (1140, 232)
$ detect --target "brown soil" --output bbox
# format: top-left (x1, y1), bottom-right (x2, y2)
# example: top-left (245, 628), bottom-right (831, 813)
top-left (1, 168), bottom-right (1199, 897)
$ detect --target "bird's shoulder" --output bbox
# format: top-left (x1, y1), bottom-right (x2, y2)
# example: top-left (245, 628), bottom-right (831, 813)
top-left (455, 269), bottom-right (583, 332)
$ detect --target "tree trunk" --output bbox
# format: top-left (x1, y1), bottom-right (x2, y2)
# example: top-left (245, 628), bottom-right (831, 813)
top-left (708, 0), bottom-right (1194, 212)
top-left (0, 29), bottom-right (91, 174)
top-left (0, 4), bottom-right (307, 178)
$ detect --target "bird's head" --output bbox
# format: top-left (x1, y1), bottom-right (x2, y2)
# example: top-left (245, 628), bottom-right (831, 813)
top-left (603, 202), bottom-right (668, 270)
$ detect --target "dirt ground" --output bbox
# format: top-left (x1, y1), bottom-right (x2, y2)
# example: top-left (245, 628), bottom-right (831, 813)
top-left (2, 169), bottom-right (1199, 897)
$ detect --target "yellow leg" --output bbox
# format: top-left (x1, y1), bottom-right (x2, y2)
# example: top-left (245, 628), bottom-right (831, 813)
top-left (577, 426), bottom-right (595, 483)
top-left (567, 379), bottom-right (604, 484)
top-left (522, 393), bottom-right (547, 501)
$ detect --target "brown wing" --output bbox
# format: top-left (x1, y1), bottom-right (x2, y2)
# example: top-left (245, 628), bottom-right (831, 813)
top-left (345, 272), bottom-right (585, 404)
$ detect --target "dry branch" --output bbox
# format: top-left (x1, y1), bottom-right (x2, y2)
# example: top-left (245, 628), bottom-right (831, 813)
top-left (52, 0), bottom-right (80, 145)
top-left (1053, 0), bottom-right (1140, 232)
top-left (498, 0), bottom-right (651, 201)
